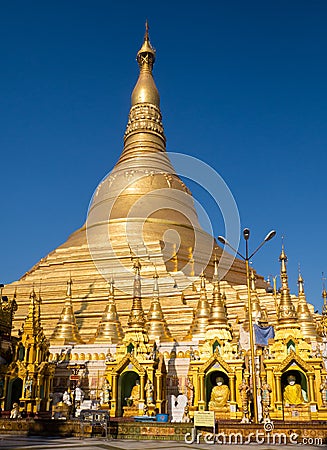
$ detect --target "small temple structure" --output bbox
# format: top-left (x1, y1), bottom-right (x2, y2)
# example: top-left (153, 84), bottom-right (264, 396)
top-left (0, 23), bottom-right (326, 432)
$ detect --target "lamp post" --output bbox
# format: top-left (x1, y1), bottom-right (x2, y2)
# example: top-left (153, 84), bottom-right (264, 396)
top-left (218, 228), bottom-right (276, 423)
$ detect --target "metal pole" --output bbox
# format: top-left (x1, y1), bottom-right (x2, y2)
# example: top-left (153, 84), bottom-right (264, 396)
top-left (245, 258), bottom-right (258, 423)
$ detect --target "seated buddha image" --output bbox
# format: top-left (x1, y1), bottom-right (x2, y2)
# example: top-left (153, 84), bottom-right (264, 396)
top-left (127, 380), bottom-right (140, 407)
top-left (283, 374), bottom-right (305, 405)
top-left (209, 376), bottom-right (230, 410)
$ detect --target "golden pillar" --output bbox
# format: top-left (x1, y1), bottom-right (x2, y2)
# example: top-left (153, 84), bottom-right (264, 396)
top-left (140, 374), bottom-right (145, 403)
top-left (230, 374), bottom-right (236, 402)
top-left (308, 373), bottom-right (315, 402)
top-left (198, 373), bottom-right (205, 410)
top-left (111, 374), bottom-right (118, 416)
top-left (274, 373), bottom-right (283, 419)
top-left (275, 373), bottom-right (282, 403)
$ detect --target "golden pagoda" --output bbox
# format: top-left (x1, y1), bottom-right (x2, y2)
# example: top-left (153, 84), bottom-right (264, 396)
top-left (1, 24), bottom-right (326, 429)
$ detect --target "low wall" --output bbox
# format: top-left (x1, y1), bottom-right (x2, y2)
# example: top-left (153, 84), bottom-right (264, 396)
top-left (0, 418), bottom-right (326, 445)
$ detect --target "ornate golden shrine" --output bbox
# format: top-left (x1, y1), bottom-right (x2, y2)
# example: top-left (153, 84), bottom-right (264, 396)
top-left (2, 289), bottom-right (54, 414)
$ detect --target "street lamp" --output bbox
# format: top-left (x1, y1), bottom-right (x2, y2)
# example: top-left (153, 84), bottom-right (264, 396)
top-left (218, 228), bottom-right (276, 423)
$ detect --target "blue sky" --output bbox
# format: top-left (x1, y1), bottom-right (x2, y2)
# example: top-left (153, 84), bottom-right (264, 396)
top-left (0, 1), bottom-right (326, 311)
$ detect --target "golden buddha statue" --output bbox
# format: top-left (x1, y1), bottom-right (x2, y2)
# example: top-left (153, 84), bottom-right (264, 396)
top-left (209, 376), bottom-right (230, 409)
top-left (283, 375), bottom-right (305, 405)
top-left (128, 380), bottom-right (140, 407)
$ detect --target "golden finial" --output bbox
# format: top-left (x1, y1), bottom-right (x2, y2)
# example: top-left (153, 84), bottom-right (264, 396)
top-left (153, 267), bottom-right (159, 295)
top-left (130, 23), bottom-right (159, 108)
top-left (109, 276), bottom-right (114, 297)
top-left (213, 254), bottom-right (219, 282)
top-left (322, 272), bottom-right (327, 315)
top-left (67, 276), bottom-right (72, 297)
top-left (298, 265), bottom-right (304, 294)
top-left (200, 272), bottom-right (206, 290)
top-left (145, 19), bottom-right (149, 41)
top-left (137, 20), bottom-right (156, 65)
top-left (279, 242), bottom-right (287, 274)
top-left (322, 272), bottom-right (327, 300)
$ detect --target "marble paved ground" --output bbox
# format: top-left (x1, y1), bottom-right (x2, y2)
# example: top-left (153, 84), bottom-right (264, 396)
top-left (0, 436), bottom-right (324, 450)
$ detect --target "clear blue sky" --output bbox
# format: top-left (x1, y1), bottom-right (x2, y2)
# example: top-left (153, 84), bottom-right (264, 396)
top-left (0, 1), bottom-right (326, 311)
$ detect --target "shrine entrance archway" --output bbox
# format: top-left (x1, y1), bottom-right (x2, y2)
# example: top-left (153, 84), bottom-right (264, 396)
top-left (117, 371), bottom-right (139, 416)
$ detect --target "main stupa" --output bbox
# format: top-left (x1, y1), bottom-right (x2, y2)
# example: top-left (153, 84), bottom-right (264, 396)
top-left (4, 23), bottom-right (263, 343)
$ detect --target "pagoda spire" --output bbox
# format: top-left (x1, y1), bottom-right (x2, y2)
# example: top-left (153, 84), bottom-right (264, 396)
top-left (296, 270), bottom-right (317, 340)
top-left (186, 272), bottom-right (211, 339)
top-left (22, 287), bottom-right (42, 337)
top-left (206, 258), bottom-right (232, 340)
top-left (277, 245), bottom-right (297, 324)
top-left (92, 278), bottom-right (124, 344)
top-left (127, 259), bottom-right (146, 329)
top-left (319, 283), bottom-right (327, 338)
top-left (118, 22), bottom-right (167, 166)
top-left (146, 269), bottom-right (172, 341)
top-left (51, 278), bottom-right (84, 345)
top-left (123, 259), bottom-right (149, 350)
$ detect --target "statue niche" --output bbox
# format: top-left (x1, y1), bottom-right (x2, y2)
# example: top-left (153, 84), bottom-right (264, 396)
top-left (120, 371), bottom-right (140, 417)
top-left (207, 372), bottom-right (230, 418)
top-left (282, 371), bottom-right (307, 406)
top-left (281, 370), bottom-right (310, 421)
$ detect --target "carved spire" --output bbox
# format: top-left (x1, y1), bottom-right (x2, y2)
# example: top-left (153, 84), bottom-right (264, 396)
top-left (277, 245), bottom-right (297, 324)
top-left (119, 21), bottom-right (166, 166)
top-left (92, 278), bottom-right (124, 344)
top-left (319, 284), bottom-right (327, 338)
top-left (20, 287), bottom-right (48, 367)
top-left (296, 270), bottom-right (317, 340)
top-left (127, 259), bottom-right (146, 329)
top-left (322, 273), bottom-right (327, 316)
top-left (146, 270), bottom-right (172, 341)
top-left (0, 284), bottom-right (17, 337)
top-left (22, 287), bottom-right (42, 338)
top-left (206, 258), bottom-right (232, 340)
top-left (51, 278), bottom-right (84, 345)
top-left (186, 273), bottom-right (211, 339)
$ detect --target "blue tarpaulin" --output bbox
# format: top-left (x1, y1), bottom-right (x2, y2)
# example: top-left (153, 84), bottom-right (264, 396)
top-left (254, 324), bottom-right (275, 346)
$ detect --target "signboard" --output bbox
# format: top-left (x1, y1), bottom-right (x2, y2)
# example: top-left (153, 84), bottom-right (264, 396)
top-left (70, 375), bottom-right (80, 381)
top-left (194, 411), bottom-right (215, 427)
